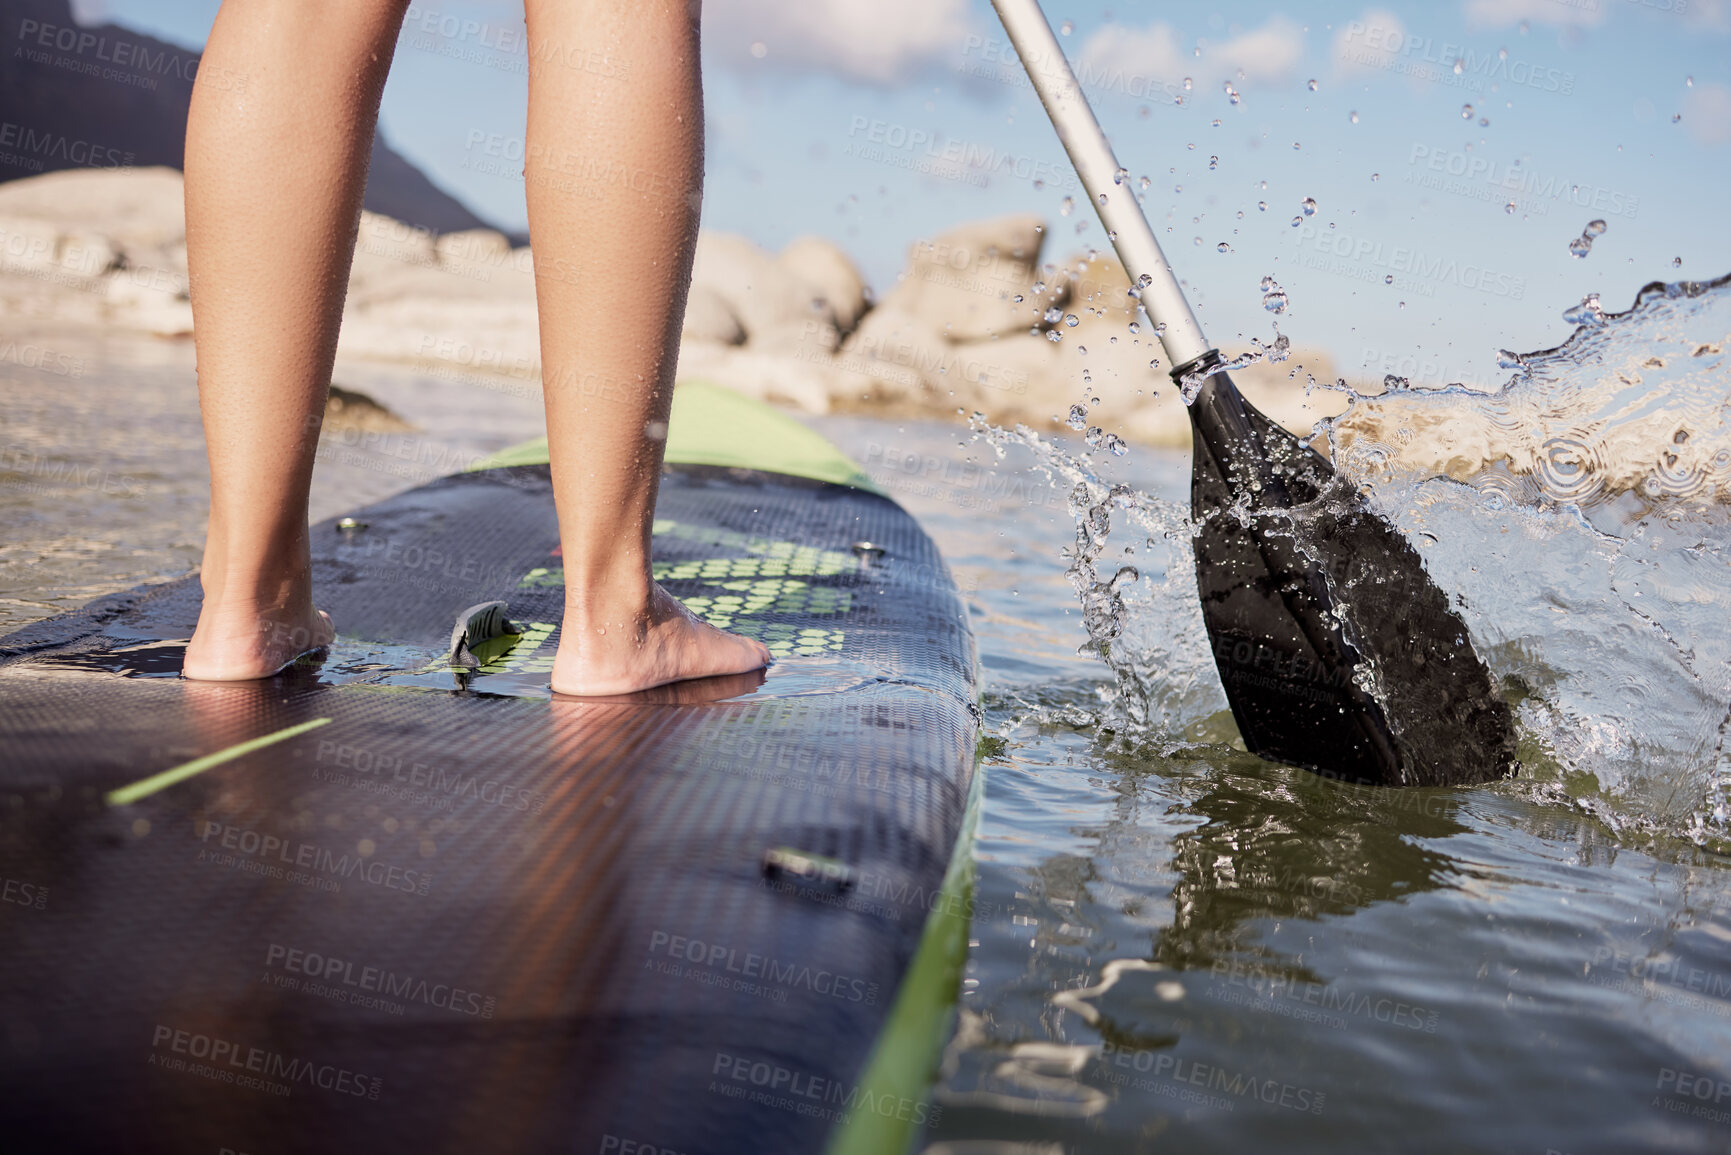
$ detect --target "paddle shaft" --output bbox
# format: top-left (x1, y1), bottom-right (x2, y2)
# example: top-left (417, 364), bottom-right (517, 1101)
top-left (987, 0), bottom-right (1208, 367)
top-left (986, 0), bottom-right (1294, 479)
top-left (989, 0), bottom-right (1411, 779)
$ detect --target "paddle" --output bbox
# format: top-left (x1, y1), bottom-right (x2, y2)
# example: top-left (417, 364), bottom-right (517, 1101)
top-left (989, 0), bottom-right (1516, 786)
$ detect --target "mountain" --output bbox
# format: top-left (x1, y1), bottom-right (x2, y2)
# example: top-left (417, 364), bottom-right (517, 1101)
top-left (0, 0), bottom-right (498, 235)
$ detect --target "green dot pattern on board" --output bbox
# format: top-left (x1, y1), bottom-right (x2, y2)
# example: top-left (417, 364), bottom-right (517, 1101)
top-left (512, 521), bottom-right (856, 659)
top-left (648, 519), bottom-right (857, 581)
top-left (478, 622), bottom-right (558, 675)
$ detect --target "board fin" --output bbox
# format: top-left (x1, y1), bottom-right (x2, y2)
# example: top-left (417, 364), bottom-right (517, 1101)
top-left (449, 600), bottom-right (523, 683)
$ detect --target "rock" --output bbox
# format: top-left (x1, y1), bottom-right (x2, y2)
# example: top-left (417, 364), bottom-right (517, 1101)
top-left (324, 383), bottom-right (417, 433)
top-left (691, 231), bottom-right (837, 353)
top-left (874, 214), bottom-right (1048, 343)
top-left (435, 229), bottom-right (520, 281)
top-left (837, 307), bottom-right (1065, 420)
top-left (681, 285), bottom-right (746, 346)
top-left (675, 341), bottom-right (860, 414)
top-left (0, 167), bottom-right (187, 250)
top-left (776, 236), bottom-right (869, 335)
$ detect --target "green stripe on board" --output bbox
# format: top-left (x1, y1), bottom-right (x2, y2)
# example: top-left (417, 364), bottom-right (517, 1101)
top-left (825, 761), bottom-right (983, 1155)
top-left (471, 379), bottom-right (883, 494)
top-left (105, 717), bottom-right (332, 807)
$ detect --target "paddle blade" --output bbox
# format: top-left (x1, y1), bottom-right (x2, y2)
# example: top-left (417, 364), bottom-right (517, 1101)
top-left (1189, 373), bottom-right (1517, 787)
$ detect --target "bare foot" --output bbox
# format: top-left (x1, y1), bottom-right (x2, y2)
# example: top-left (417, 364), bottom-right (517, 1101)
top-left (183, 601), bottom-right (336, 681)
top-left (551, 583), bottom-right (771, 697)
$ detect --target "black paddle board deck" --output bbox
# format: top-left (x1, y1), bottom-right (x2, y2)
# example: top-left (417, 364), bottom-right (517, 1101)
top-left (0, 384), bottom-right (981, 1155)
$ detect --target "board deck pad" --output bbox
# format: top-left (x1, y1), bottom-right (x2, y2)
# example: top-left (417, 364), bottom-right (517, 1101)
top-left (0, 458), bottom-right (979, 1154)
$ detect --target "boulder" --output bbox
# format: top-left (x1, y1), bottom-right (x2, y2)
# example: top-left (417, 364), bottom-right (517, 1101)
top-left (690, 231), bottom-right (837, 353)
top-left (681, 284), bottom-right (746, 346)
top-left (874, 214), bottom-right (1050, 343)
top-left (776, 235), bottom-right (869, 335)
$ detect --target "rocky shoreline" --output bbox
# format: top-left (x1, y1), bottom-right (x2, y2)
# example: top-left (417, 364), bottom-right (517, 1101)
top-left (0, 166), bottom-right (1353, 446)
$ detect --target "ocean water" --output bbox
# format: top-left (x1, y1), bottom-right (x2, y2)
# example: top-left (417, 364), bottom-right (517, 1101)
top-left (3, 300), bottom-right (1731, 1152)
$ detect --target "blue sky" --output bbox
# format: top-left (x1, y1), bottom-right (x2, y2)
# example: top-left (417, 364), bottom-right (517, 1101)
top-left (75, 0), bottom-right (1731, 387)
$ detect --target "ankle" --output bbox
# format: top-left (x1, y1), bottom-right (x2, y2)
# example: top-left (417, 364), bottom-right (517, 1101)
top-left (563, 569), bottom-right (653, 623)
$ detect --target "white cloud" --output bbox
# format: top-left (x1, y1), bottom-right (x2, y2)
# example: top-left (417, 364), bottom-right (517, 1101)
top-left (1683, 82), bottom-right (1731, 146)
top-left (1331, 9), bottom-right (1408, 78)
top-left (1076, 15), bottom-right (1306, 92)
top-left (1686, 0), bottom-right (1731, 30)
top-left (704, 0), bottom-right (972, 87)
top-left (1462, 0), bottom-right (1605, 31)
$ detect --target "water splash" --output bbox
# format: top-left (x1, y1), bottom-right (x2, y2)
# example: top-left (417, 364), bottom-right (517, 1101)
top-left (983, 274), bottom-right (1731, 843)
top-left (968, 415), bottom-right (1223, 740)
top-left (1313, 272), bottom-right (1731, 838)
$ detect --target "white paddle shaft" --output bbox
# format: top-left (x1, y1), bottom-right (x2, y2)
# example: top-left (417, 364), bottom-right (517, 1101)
top-left (989, 0), bottom-right (1212, 370)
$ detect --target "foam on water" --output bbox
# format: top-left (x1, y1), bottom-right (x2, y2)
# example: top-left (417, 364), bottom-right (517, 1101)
top-left (977, 273), bottom-right (1731, 845)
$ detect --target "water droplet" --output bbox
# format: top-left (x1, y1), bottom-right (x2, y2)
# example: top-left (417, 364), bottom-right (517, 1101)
top-left (1479, 117), bottom-right (1490, 127)
top-left (1078, 345), bottom-right (1087, 355)
top-left (1301, 196), bottom-right (1317, 216)
top-left (1097, 192), bottom-right (1109, 206)
top-left (1686, 76), bottom-right (1693, 87)
top-left (1350, 110), bottom-right (1359, 124)
top-left (1046, 329), bottom-right (1063, 343)
top-left (1568, 235), bottom-right (1593, 259)
top-left (1292, 141), bottom-right (1301, 150)
top-left (1043, 306), bottom-right (1062, 325)
top-left (1107, 435), bottom-right (1129, 458)
top-left (1384, 374), bottom-right (1411, 390)
top-left (1210, 118), bottom-right (1222, 128)
top-left (1224, 81), bottom-right (1240, 105)
top-left (1290, 216), bottom-right (1302, 227)
top-left (1066, 404), bottom-right (1088, 431)
top-left (1127, 321), bottom-right (1140, 334)
top-left (1307, 78), bottom-right (1319, 92)
top-left (1673, 256), bottom-right (1683, 268)
top-left (1060, 19), bottom-right (1073, 35)
top-left (1137, 273), bottom-right (1153, 288)
top-left (1261, 277), bottom-right (1288, 314)
top-left (1031, 280), bottom-right (1046, 294)
top-left (1496, 349), bottom-right (1524, 369)
top-left (1371, 172), bottom-right (1380, 181)
top-left (1583, 219), bottom-right (1607, 237)
top-left (1453, 59), bottom-right (1465, 76)
top-left (1505, 201), bottom-right (1517, 214)
top-left (1059, 197), bottom-right (1074, 217)
top-left (1183, 77), bottom-right (1193, 91)
top-left (1065, 314), bottom-right (1079, 327)
top-left (1209, 155), bottom-right (1219, 170)
top-left (1113, 166), bottom-right (1128, 185)
top-left (1013, 294), bottom-right (1024, 303)
top-left (1257, 200), bottom-right (1268, 211)
top-left (1384, 274), bottom-right (1394, 284)
top-left (1137, 175), bottom-right (1151, 192)
top-left (1217, 242), bottom-right (1232, 253)
top-left (1084, 426), bottom-right (1104, 447)
top-left (1461, 103), bottom-right (1474, 119)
